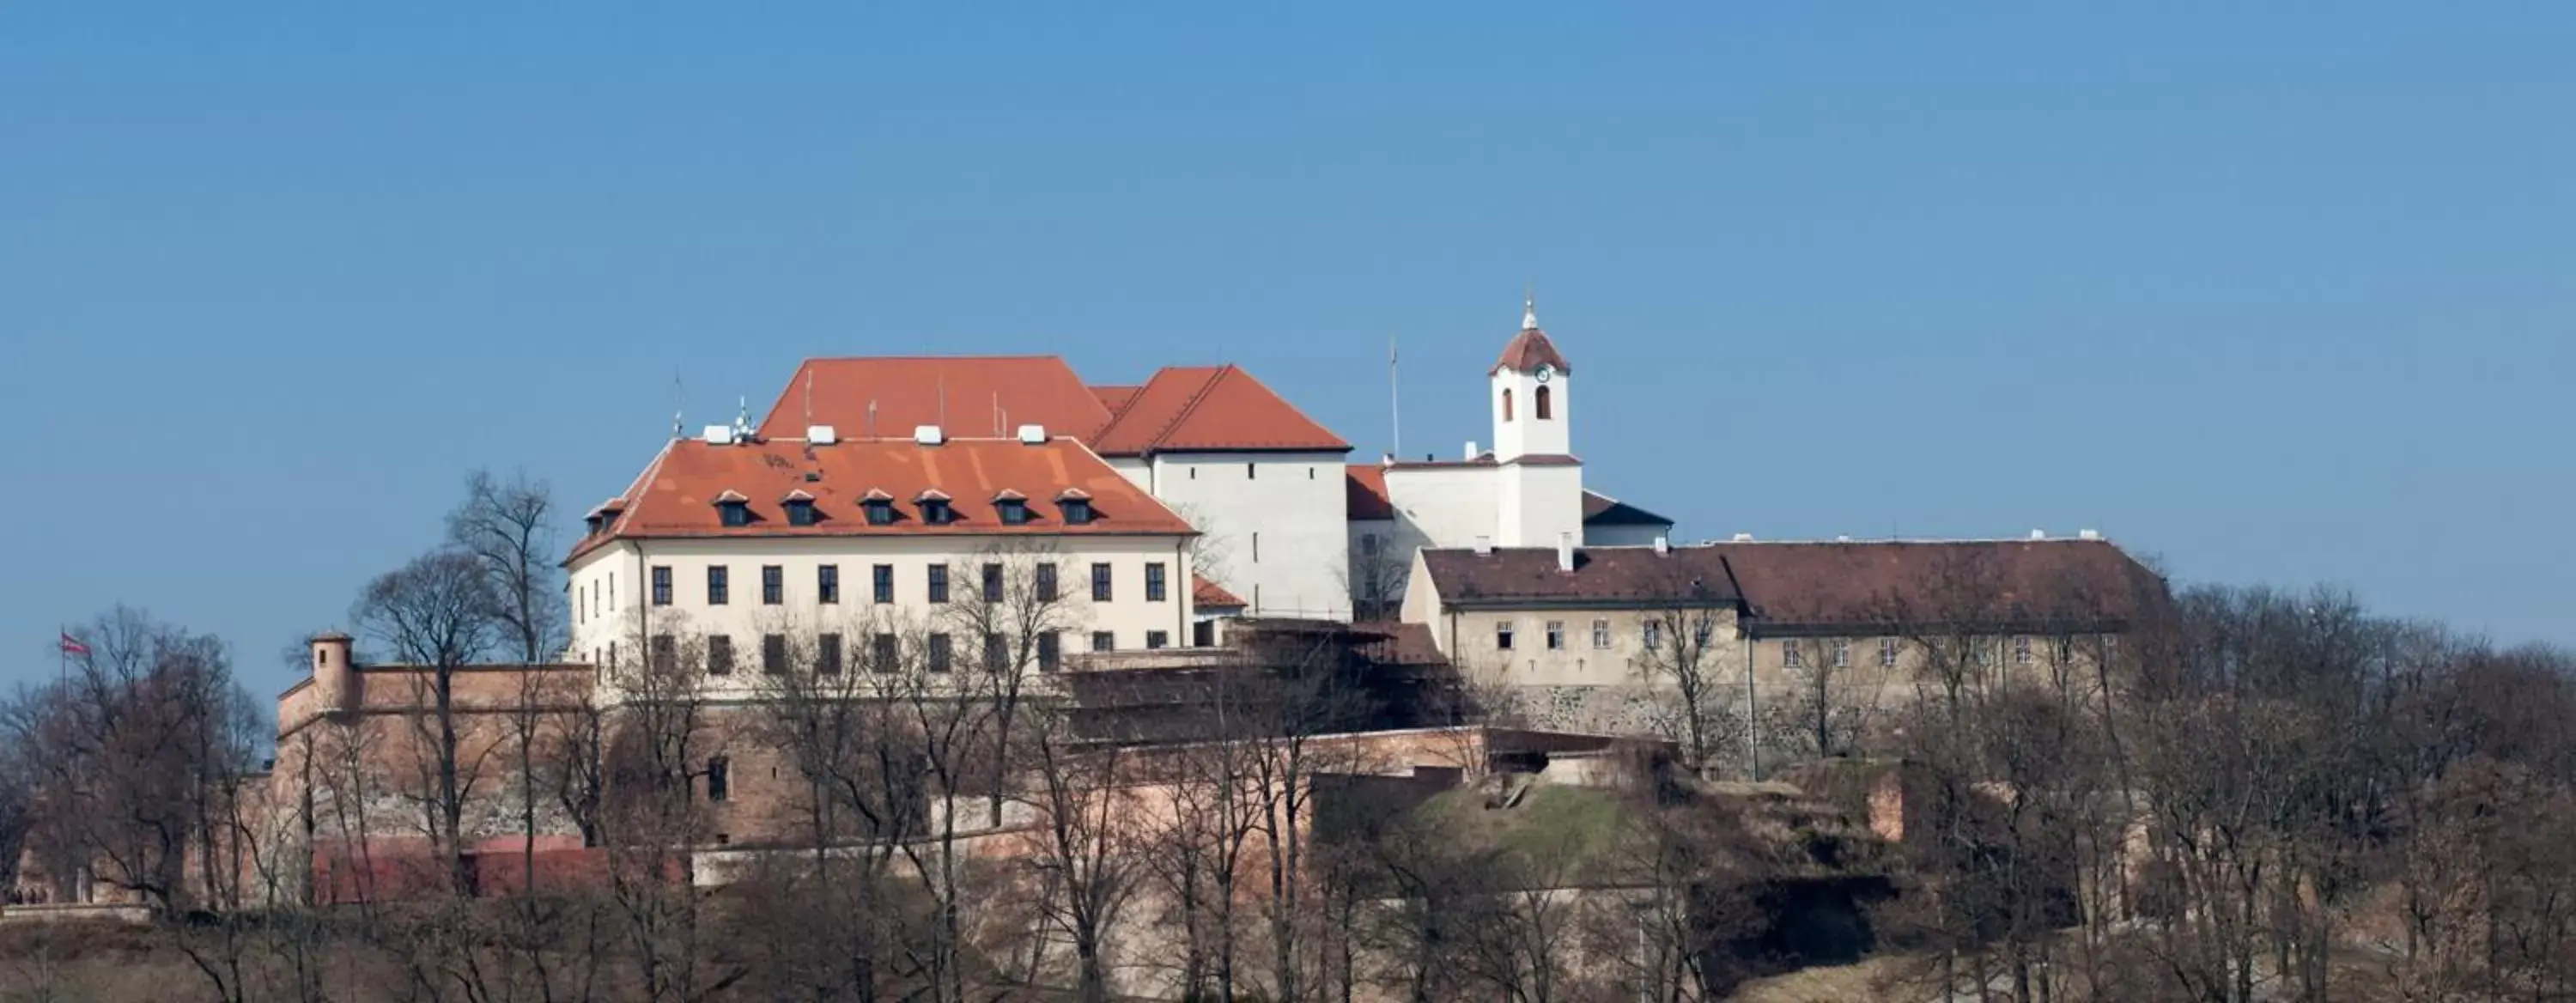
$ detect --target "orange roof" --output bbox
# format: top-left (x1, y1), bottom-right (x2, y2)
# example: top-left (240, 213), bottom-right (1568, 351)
top-left (756, 356), bottom-right (1115, 441)
top-left (570, 436), bottom-right (1193, 562)
top-left (1091, 385), bottom-right (1141, 416)
top-left (1090, 365), bottom-right (1350, 455)
top-left (1346, 465), bottom-right (1395, 520)
top-left (1192, 574), bottom-right (1245, 610)
top-left (1492, 327), bottom-right (1572, 375)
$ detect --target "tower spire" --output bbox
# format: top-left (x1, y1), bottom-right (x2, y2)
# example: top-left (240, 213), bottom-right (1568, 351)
top-left (1522, 283), bottom-right (1539, 331)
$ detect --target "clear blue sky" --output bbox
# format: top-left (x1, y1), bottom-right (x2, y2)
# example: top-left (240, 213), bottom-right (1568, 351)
top-left (3, 3), bottom-right (2569, 694)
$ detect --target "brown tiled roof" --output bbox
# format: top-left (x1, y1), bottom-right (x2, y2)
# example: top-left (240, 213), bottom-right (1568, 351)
top-left (1419, 539), bottom-right (2162, 631)
top-left (1720, 539), bottom-right (2161, 631)
top-left (568, 436), bottom-right (1192, 562)
top-left (1089, 364), bottom-right (1350, 455)
top-left (1421, 547), bottom-right (1741, 609)
top-left (1192, 574), bottom-right (1246, 610)
top-left (1492, 327), bottom-right (1572, 375)
top-left (1582, 489), bottom-right (1672, 527)
top-left (1346, 465), bottom-right (1395, 520)
top-left (756, 356), bottom-right (1115, 441)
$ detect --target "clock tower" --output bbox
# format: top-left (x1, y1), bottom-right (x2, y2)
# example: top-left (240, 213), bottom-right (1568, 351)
top-left (1492, 295), bottom-right (1572, 463)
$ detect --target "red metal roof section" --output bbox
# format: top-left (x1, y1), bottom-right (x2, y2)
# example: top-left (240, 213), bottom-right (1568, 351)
top-left (1090, 385), bottom-right (1141, 416)
top-left (1346, 465), bottom-right (1395, 520)
top-left (1089, 365), bottom-right (1350, 455)
top-left (1192, 574), bottom-right (1246, 610)
top-left (756, 356), bottom-right (1116, 441)
top-left (1491, 326), bottom-right (1572, 375)
top-left (569, 436), bottom-right (1192, 561)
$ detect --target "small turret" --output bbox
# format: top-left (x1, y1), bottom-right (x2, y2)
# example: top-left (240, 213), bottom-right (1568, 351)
top-left (309, 631), bottom-right (358, 715)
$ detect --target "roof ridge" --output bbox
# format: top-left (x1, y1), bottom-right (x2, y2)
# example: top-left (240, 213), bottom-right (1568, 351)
top-left (1146, 364), bottom-right (1236, 451)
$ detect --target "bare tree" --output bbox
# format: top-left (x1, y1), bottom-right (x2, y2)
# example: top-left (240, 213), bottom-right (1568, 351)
top-left (447, 469), bottom-right (568, 665)
top-left (353, 548), bottom-right (502, 896)
top-left (1631, 566), bottom-right (1740, 775)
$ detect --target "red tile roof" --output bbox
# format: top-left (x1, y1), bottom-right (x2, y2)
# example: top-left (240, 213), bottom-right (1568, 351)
top-left (1346, 465), bottom-right (1395, 520)
top-left (1192, 574), bottom-right (1246, 610)
top-left (1420, 539), bottom-right (2164, 632)
top-left (1091, 385), bottom-right (1141, 416)
top-left (756, 356), bottom-right (1115, 442)
top-left (1492, 327), bottom-right (1572, 375)
top-left (1089, 365), bottom-right (1350, 455)
top-left (569, 436), bottom-right (1193, 562)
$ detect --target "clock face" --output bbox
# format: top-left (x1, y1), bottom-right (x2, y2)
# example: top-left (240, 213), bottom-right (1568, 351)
top-left (1535, 364), bottom-right (1554, 384)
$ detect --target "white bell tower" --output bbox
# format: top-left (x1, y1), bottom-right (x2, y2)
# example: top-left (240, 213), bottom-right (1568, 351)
top-left (1491, 295), bottom-right (1571, 462)
top-left (1489, 295), bottom-right (1585, 549)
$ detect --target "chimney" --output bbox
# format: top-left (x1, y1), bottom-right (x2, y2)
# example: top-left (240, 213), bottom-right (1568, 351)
top-left (1556, 532), bottom-right (1575, 572)
top-left (1473, 535), bottom-right (1493, 556)
top-left (2030, 529), bottom-right (2048, 540)
top-left (805, 424), bottom-right (839, 446)
top-left (913, 424), bottom-right (945, 446)
top-left (1731, 532), bottom-right (1754, 542)
top-left (2078, 528), bottom-right (2102, 540)
top-left (1016, 424), bottom-right (1047, 445)
top-left (1653, 534), bottom-right (1669, 556)
top-left (1464, 440), bottom-right (1479, 461)
top-left (310, 631), bottom-right (358, 715)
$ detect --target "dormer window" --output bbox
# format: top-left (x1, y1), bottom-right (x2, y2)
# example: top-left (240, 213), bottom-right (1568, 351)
top-left (918, 489), bottom-right (956, 526)
top-left (993, 489), bottom-right (1030, 526)
top-left (713, 489), bottom-right (752, 528)
top-left (1057, 489), bottom-right (1095, 526)
top-left (586, 499), bottom-right (624, 537)
top-left (781, 489), bottom-right (819, 527)
top-left (861, 489), bottom-right (896, 526)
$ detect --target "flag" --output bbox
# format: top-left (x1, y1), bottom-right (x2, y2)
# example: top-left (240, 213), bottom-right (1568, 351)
top-left (58, 632), bottom-right (88, 657)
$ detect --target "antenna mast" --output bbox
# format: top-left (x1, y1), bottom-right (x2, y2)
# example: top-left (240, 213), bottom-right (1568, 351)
top-left (1388, 333), bottom-right (1401, 460)
top-left (671, 372), bottom-right (684, 437)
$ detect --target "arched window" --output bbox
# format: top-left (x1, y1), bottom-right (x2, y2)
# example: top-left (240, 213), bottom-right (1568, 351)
top-left (1536, 386), bottom-right (1553, 420)
top-left (1501, 388), bottom-right (1515, 422)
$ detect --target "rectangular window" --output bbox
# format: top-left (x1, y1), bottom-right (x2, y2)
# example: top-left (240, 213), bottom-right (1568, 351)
top-left (1091, 562), bottom-right (1113, 601)
top-left (1833, 640), bottom-right (1852, 669)
top-left (706, 565), bottom-right (729, 605)
top-left (1496, 621), bottom-right (1515, 650)
top-left (651, 634), bottom-right (676, 672)
top-left (1035, 562), bottom-right (1059, 602)
top-left (762, 635), bottom-right (787, 674)
top-left (927, 564), bottom-right (950, 604)
top-left (999, 500), bottom-right (1030, 526)
top-left (1251, 532), bottom-right (1261, 563)
top-left (864, 501), bottom-right (895, 526)
top-left (1091, 631), bottom-right (1115, 653)
top-left (1147, 630), bottom-right (1170, 650)
top-left (817, 633), bottom-right (843, 676)
top-left (652, 566), bottom-right (672, 606)
top-left (1643, 621), bottom-right (1662, 650)
top-left (872, 564), bottom-right (895, 604)
top-left (872, 633), bottom-right (897, 672)
top-left (2055, 637), bottom-right (2075, 665)
top-left (1880, 637), bottom-right (1900, 668)
top-left (1591, 619), bottom-right (1611, 650)
top-left (708, 635), bottom-right (734, 676)
top-left (984, 632), bottom-right (1007, 672)
top-left (982, 562), bottom-right (1004, 603)
top-left (818, 564), bottom-right (840, 604)
top-left (1361, 533), bottom-right (1381, 556)
top-left (1061, 498), bottom-right (1092, 525)
top-left (1145, 562), bottom-right (1167, 602)
top-left (1545, 621), bottom-right (1565, 650)
top-left (762, 565), bottom-right (783, 605)
top-left (2014, 635), bottom-right (2033, 666)
top-left (608, 573), bottom-right (615, 610)
top-left (1783, 641), bottom-right (1803, 669)
top-left (1038, 631), bottom-right (1061, 672)
top-left (927, 634), bottom-right (953, 672)
top-left (707, 757), bottom-right (730, 803)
